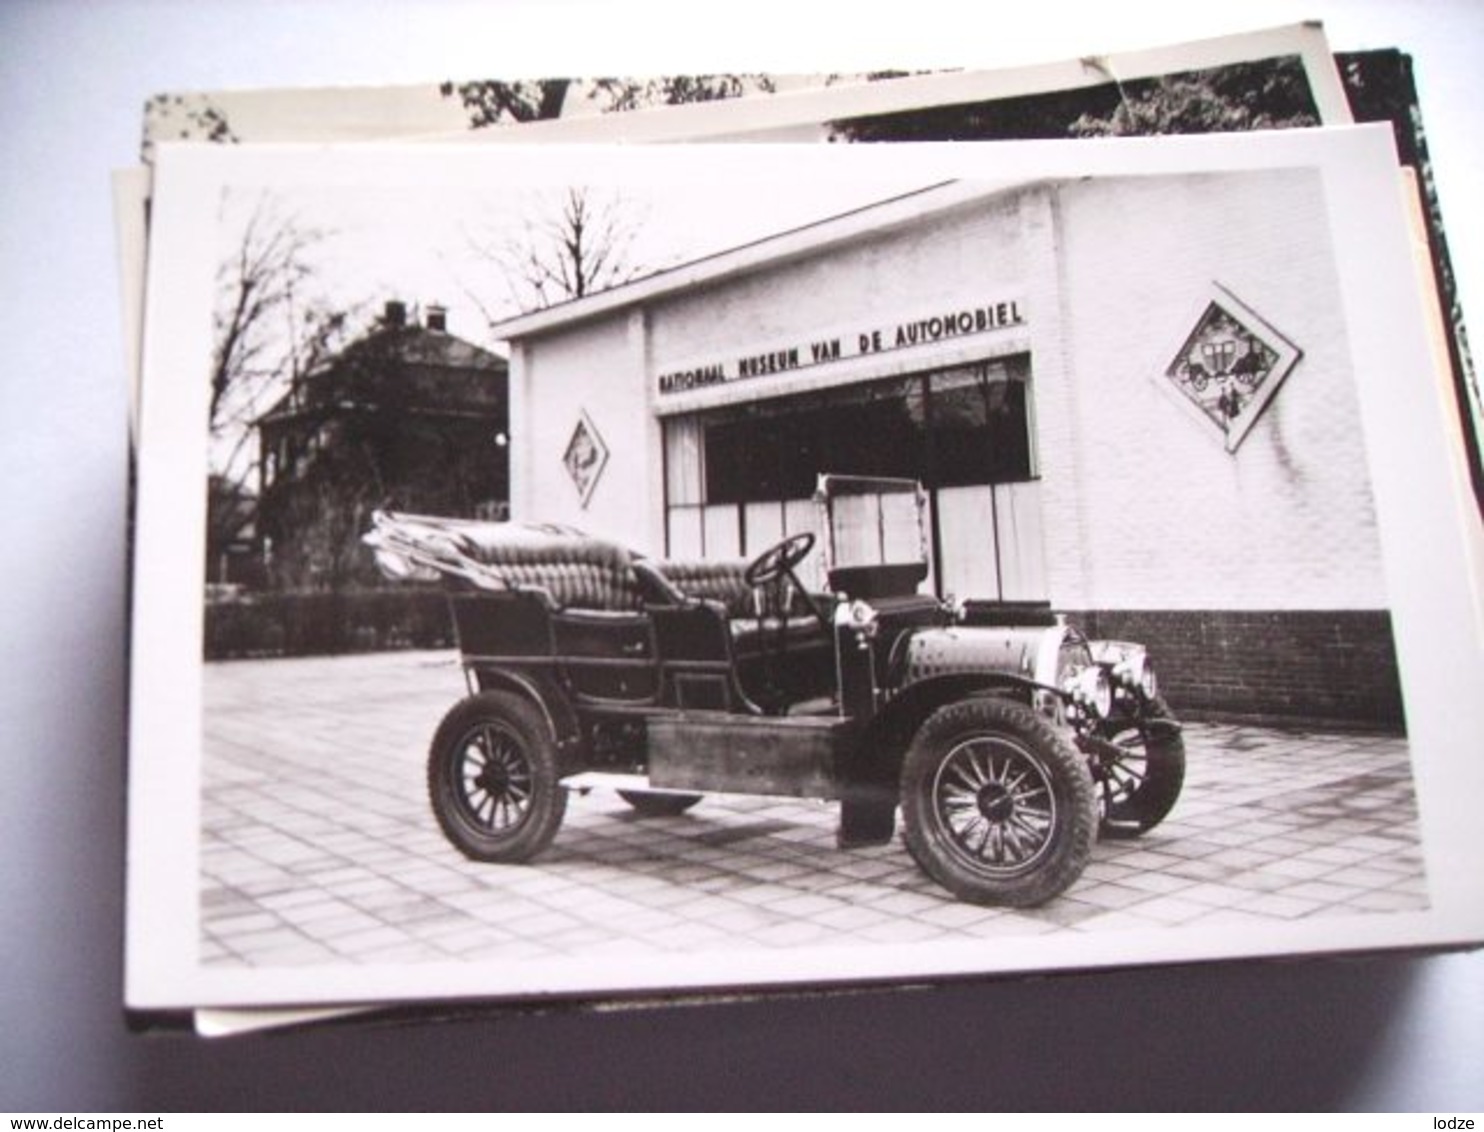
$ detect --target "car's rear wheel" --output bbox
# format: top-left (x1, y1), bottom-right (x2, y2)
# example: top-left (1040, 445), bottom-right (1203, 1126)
top-left (428, 691), bottom-right (567, 863)
top-left (617, 789), bottom-right (703, 817)
top-left (1096, 695), bottom-right (1185, 839)
top-left (901, 697), bottom-right (1097, 907)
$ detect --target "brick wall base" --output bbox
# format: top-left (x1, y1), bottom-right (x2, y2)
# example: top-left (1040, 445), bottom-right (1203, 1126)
top-left (1068, 609), bottom-right (1406, 732)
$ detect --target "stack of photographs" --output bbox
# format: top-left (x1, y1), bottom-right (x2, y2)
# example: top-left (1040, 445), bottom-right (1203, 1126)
top-left (120, 23), bottom-right (1484, 1035)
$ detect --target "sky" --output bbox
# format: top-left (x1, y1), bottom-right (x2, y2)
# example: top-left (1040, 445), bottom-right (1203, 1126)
top-left (207, 151), bottom-right (956, 478)
top-left (215, 166), bottom-right (951, 349)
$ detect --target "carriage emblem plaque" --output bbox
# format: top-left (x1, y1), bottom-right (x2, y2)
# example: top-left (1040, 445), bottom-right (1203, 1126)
top-left (1163, 285), bottom-right (1302, 453)
top-left (562, 410), bottom-right (609, 507)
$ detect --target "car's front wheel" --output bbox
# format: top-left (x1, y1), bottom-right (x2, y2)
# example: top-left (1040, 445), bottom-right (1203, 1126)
top-left (901, 697), bottom-right (1097, 907)
top-left (428, 691), bottom-right (567, 863)
top-left (1095, 695), bottom-right (1185, 839)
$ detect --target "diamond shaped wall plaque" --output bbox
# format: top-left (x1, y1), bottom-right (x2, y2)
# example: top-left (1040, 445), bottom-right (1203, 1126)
top-left (1163, 284), bottom-right (1302, 453)
top-left (562, 410), bottom-right (609, 507)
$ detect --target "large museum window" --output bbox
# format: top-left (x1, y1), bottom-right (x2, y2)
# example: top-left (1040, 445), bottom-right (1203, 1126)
top-left (663, 355), bottom-right (1037, 591)
top-left (703, 375), bottom-right (928, 504)
top-left (928, 366), bottom-right (1032, 487)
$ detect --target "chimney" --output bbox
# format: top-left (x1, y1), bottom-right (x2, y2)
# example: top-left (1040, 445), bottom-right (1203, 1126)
top-left (426, 304), bottom-right (448, 333)
top-left (384, 300), bottom-right (407, 327)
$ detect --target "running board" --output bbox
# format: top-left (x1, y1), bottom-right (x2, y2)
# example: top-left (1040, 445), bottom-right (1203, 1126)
top-left (560, 771), bottom-right (687, 795)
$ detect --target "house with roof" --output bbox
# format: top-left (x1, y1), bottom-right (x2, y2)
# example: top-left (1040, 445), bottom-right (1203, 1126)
top-left (256, 300), bottom-right (508, 590)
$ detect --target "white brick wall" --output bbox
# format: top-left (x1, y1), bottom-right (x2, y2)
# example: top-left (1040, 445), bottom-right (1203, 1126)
top-left (517, 311), bottom-right (663, 552)
top-left (1043, 168), bottom-right (1388, 611)
top-left (512, 170), bottom-right (1389, 612)
top-left (647, 190), bottom-right (1038, 405)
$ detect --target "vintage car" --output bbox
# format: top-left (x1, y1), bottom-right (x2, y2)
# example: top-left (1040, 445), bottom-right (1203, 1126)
top-left (364, 475), bottom-right (1184, 907)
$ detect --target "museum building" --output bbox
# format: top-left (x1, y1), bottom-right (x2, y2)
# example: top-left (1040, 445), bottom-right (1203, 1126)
top-left (492, 171), bottom-right (1405, 729)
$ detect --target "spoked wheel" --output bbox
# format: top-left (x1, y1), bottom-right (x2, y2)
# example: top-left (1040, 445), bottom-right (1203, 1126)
top-left (428, 691), bottom-right (566, 863)
top-left (1095, 695), bottom-right (1185, 840)
top-left (901, 698), bottom-right (1096, 907)
top-left (617, 790), bottom-right (703, 817)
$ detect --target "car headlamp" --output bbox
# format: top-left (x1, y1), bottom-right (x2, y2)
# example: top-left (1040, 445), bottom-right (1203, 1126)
top-left (1090, 666), bottom-right (1113, 718)
top-left (835, 599), bottom-right (879, 635)
top-left (1137, 657), bottom-right (1158, 699)
top-left (1065, 666), bottom-right (1112, 720)
top-left (1108, 652), bottom-right (1158, 700)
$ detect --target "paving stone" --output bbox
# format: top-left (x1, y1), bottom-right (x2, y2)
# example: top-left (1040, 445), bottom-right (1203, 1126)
top-left (808, 903), bottom-right (896, 932)
top-left (762, 892), bottom-right (843, 918)
top-left (619, 885), bottom-right (702, 914)
top-left (1220, 870), bottom-right (1297, 894)
top-left (304, 910), bottom-right (392, 939)
top-left (1110, 870), bottom-right (1196, 897)
top-left (865, 889), bottom-right (952, 917)
top-left (1152, 837), bottom-right (1231, 861)
top-left (1250, 856), bottom-right (1340, 882)
top-left (1117, 896), bottom-right (1209, 926)
top-left (1281, 879), bottom-right (1368, 905)
top-left (1168, 881), bottom-right (1255, 909)
top-left (355, 941), bottom-right (452, 964)
top-left (1159, 857), bottom-right (1244, 884)
top-left (1297, 844), bottom-right (1376, 867)
top-left (200, 886), bottom-right (258, 914)
top-left (1071, 909), bottom-right (1171, 933)
top-left (328, 925), bottom-right (420, 956)
top-left (1347, 888), bottom-right (1431, 913)
top-left (199, 652), bottom-right (1429, 971)
top-left (1232, 892), bottom-right (1326, 919)
top-left (236, 942), bottom-right (343, 967)
top-left (209, 911), bottom-right (282, 936)
top-left (228, 926), bottom-right (317, 956)
top-left (198, 940), bottom-right (236, 963)
top-left (1189, 846), bottom-right (1274, 871)
top-left (1020, 898), bottom-right (1107, 928)
top-left (855, 918), bottom-right (958, 944)
top-left (1070, 882), bottom-right (1153, 911)
top-left (1185, 907), bottom-right (1280, 928)
top-left (256, 887), bottom-right (341, 913)
top-left (707, 905), bottom-right (791, 932)
top-left (744, 921), bottom-right (840, 948)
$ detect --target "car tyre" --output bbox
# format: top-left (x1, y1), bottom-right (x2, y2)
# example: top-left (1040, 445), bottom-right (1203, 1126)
top-left (617, 790), bottom-right (703, 817)
top-left (1096, 694), bottom-right (1186, 840)
top-left (428, 691), bottom-right (567, 863)
top-left (901, 697), bottom-right (1097, 907)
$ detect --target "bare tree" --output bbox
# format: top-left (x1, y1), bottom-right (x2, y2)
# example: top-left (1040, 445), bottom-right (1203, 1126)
top-left (466, 186), bottom-right (647, 318)
top-left (207, 195), bottom-right (351, 584)
top-left (210, 195), bottom-right (348, 475)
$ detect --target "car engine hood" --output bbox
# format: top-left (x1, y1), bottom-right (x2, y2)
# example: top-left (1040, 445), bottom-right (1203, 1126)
top-left (900, 624), bottom-right (1066, 687)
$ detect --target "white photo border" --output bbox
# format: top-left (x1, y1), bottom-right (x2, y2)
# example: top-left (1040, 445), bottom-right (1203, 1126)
top-left (128, 128), bottom-right (1484, 1011)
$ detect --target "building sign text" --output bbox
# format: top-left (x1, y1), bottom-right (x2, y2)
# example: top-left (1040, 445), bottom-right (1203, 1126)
top-left (657, 299), bottom-right (1026, 395)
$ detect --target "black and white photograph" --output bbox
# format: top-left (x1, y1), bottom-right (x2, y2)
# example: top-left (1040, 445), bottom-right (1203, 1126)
top-left (120, 23), bottom-right (1355, 432)
top-left (14, 0), bottom-right (1484, 1111)
top-left (124, 126), bottom-right (1483, 1013)
top-left (122, 22), bottom-right (1484, 531)
top-left (132, 23), bottom-right (1351, 155)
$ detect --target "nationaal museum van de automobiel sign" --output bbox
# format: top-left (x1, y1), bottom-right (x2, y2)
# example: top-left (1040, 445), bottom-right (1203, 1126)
top-left (656, 298), bottom-right (1027, 396)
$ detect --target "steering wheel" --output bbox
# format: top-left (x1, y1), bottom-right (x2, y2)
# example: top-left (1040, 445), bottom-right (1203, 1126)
top-left (744, 532), bottom-right (833, 634)
top-left (744, 532), bottom-right (816, 587)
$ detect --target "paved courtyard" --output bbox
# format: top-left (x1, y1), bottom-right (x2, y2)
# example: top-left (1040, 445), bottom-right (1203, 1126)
top-left (200, 651), bottom-right (1428, 968)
